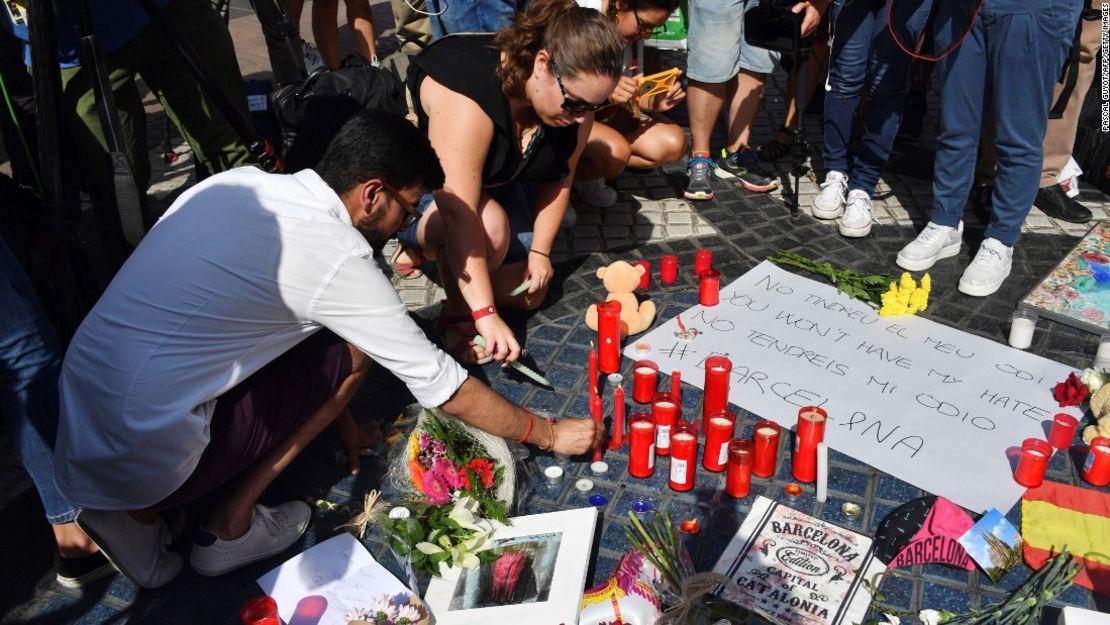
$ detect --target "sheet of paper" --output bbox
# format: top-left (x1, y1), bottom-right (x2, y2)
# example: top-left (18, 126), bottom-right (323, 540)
top-left (257, 533), bottom-right (412, 625)
top-left (629, 261), bottom-right (1080, 513)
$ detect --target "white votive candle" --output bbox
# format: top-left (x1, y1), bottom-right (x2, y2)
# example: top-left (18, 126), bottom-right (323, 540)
top-left (816, 442), bottom-right (828, 503)
top-left (1008, 310), bottom-right (1037, 349)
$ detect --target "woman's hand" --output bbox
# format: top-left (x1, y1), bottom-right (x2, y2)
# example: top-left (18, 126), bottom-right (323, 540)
top-left (609, 74), bottom-right (640, 106)
top-left (475, 314), bottom-right (521, 363)
top-left (791, 1), bottom-right (824, 37)
top-left (525, 250), bottom-right (554, 295)
top-left (642, 73), bottom-right (686, 113)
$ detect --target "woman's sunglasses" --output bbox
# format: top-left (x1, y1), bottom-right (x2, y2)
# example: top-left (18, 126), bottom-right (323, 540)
top-left (550, 62), bottom-right (609, 114)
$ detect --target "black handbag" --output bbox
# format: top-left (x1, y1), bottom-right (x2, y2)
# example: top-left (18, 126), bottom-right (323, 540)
top-left (272, 55), bottom-right (408, 171)
top-left (744, 0), bottom-right (814, 54)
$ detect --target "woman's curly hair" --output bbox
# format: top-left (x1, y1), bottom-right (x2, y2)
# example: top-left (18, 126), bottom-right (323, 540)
top-left (493, 0), bottom-right (626, 99)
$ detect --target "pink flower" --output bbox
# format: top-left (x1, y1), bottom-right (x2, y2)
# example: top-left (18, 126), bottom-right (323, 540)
top-left (432, 457), bottom-right (464, 490)
top-left (421, 470), bottom-right (452, 504)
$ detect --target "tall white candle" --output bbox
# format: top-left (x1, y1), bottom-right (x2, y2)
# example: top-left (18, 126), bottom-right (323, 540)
top-left (816, 442), bottom-right (828, 503)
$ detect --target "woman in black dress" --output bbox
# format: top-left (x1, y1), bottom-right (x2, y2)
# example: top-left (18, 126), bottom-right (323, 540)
top-left (396, 0), bottom-right (626, 364)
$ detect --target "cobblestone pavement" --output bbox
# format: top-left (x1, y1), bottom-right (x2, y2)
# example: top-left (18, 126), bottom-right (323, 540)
top-left (3, 3), bottom-right (1109, 623)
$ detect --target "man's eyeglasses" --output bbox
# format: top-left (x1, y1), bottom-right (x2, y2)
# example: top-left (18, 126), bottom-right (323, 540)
top-left (551, 62), bottom-right (609, 114)
top-left (383, 184), bottom-right (423, 229)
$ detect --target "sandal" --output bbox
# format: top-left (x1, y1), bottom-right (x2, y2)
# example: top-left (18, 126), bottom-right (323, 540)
top-left (757, 127), bottom-right (794, 162)
top-left (436, 312), bottom-right (494, 366)
top-left (389, 243), bottom-right (426, 280)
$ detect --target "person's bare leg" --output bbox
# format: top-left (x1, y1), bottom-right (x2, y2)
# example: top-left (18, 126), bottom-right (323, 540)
top-left (54, 522), bottom-right (100, 558)
top-left (287, 0), bottom-right (305, 26)
top-left (726, 69), bottom-right (767, 152)
top-left (687, 79), bottom-right (730, 155)
top-left (313, 0), bottom-right (341, 69)
top-left (627, 118), bottom-right (687, 169)
top-left (576, 123), bottom-right (632, 181)
top-left (202, 345), bottom-right (369, 540)
top-left (345, 0), bottom-right (379, 61)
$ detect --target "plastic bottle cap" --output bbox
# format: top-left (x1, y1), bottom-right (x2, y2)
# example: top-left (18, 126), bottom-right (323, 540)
top-left (588, 494), bottom-right (609, 507)
top-left (632, 500), bottom-right (652, 513)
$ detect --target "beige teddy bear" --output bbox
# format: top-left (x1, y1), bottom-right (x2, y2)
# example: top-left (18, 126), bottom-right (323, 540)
top-left (1085, 385), bottom-right (1110, 443)
top-left (584, 260), bottom-right (657, 338)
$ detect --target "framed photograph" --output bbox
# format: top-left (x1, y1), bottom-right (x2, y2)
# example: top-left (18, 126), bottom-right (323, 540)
top-left (424, 507), bottom-right (598, 625)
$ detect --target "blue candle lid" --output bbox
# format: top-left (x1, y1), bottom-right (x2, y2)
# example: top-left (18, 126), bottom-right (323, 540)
top-left (588, 494), bottom-right (609, 507)
top-left (631, 499), bottom-right (652, 513)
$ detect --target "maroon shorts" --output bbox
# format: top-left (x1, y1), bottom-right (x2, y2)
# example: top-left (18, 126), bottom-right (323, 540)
top-left (154, 330), bottom-right (352, 510)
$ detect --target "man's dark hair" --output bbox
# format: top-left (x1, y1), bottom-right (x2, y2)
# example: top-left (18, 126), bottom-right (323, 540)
top-left (315, 111), bottom-right (445, 195)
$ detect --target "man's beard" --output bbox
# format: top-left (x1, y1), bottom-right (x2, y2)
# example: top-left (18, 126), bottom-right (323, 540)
top-left (355, 211), bottom-right (394, 252)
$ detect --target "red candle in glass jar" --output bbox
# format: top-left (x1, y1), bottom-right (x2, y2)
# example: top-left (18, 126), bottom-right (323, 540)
top-left (240, 596), bottom-right (280, 625)
top-left (628, 414), bottom-right (656, 478)
top-left (634, 260), bottom-right (651, 290)
top-left (792, 406), bottom-right (827, 483)
top-left (596, 300), bottom-right (622, 374)
top-left (1082, 437), bottom-right (1110, 487)
top-left (632, 360), bottom-right (659, 404)
top-left (726, 439), bottom-right (754, 498)
top-left (752, 420), bottom-right (780, 478)
top-left (669, 423), bottom-right (698, 492)
top-left (1047, 413), bottom-right (1079, 450)
top-left (702, 355), bottom-right (732, 432)
top-left (699, 269), bottom-right (721, 306)
top-left (703, 410), bottom-right (736, 472)
top-left (660, 255), bottom-right (678, 284)
top-left (651, 392), bottom-right (680, 456)
top-left (695, 248), bottom-right (713, 277)
top-left (1014, 438), bottom-right (1052, 488)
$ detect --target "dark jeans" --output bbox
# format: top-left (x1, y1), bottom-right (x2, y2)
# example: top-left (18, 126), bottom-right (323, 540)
top-left (822, 0), bottom-right (932, 195)
top-left (929, 0), bottom-right (1082, 246)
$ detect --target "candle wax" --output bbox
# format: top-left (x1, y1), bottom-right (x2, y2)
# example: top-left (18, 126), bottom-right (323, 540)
top-left (757, 426), bottom-right (777, 436)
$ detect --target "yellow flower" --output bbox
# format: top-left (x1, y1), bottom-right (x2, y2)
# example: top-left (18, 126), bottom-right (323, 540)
top-left (879, 273), bottom-right (930, 316)
top-left (899, 272), bottom-right (915, 291)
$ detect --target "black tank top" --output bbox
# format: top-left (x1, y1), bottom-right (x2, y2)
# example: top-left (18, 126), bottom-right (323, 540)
top-left (408, 34), bottom-right (579, 188)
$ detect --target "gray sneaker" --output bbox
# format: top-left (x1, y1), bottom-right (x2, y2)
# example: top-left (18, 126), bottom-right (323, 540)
top-left (958, 238), bottom-right (1013, 297)
top-left (76, 509), bottom-right (183, 589)
top-left (190, 501), bottom-right (311, 577)
top-left (895, 221), bottom-right (963, 272)
top-left (684, 153), bottom-right (716, 201)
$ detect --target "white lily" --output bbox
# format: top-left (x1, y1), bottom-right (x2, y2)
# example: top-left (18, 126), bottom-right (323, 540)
top-left (880, 614), bottom-right (900, 625)
top-left (919, 609), bottom-right (942, 625)
top-left (415, 542), bottom-right (444, 555)
top-left (448, 499), bottom-right (483, 530)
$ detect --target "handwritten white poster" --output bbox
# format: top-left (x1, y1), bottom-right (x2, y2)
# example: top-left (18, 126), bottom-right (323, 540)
top-left (712, 496), bottom-right (884, 625)
top-left (627, 261), bottom-right (1080, 513)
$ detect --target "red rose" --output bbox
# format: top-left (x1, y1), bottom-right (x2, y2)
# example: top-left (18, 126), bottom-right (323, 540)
top-left (1053, 372), bottom-right (1089, 407)
top-left (467, 458), bottom-right (495, 489)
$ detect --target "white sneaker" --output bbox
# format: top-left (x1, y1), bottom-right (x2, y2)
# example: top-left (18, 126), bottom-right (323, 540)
top-left (574, 178), bottom-right (618, 208)
top-left (812, 171), bottom-right (848, 219)
top-left (958, 238), bottom-right (1013, 297)
top-left (839, 190), bottom-right (873, 238)
top-left (190, 501), bottom-right (311, 577)
top-left (76, 509), bottom-right (183, 589)
top-left (302, 39), bottom-right (325, 74)
top-left (895, 221), bottom-right (963, 271)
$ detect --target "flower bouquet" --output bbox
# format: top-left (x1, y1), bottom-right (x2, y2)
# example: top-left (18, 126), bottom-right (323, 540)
top-left (377, 409), bottom-right (515, 579)
top-left (346, 592), bottom-right (428, 625)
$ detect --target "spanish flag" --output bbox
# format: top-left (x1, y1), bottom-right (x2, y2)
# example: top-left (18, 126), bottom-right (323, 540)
top-left (1022, 481), bottom-right (1110, 595)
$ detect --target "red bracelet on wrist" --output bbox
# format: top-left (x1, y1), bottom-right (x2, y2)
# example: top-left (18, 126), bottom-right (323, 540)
top-left (515, 412), bottom-right (535, 444)
top-left (471, 305), bottom-right (498, 321)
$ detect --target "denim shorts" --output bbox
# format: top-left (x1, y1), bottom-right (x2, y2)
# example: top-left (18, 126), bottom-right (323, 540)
top-left (687, 0), bottom-right (780, 82)
top-left (397, 181), bottom-right (536, 265)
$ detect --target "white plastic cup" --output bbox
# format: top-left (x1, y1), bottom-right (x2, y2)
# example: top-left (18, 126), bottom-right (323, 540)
top-left (1008, 309), bottom-right (1038, 349)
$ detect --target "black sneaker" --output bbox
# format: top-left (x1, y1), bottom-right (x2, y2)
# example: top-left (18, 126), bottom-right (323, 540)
top-left (55, 550), bottom-right (116, 588)
top-left (1035, 184), bottom-right (1093, 224)
top-left (720, 146), bottom-right (780, 192)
